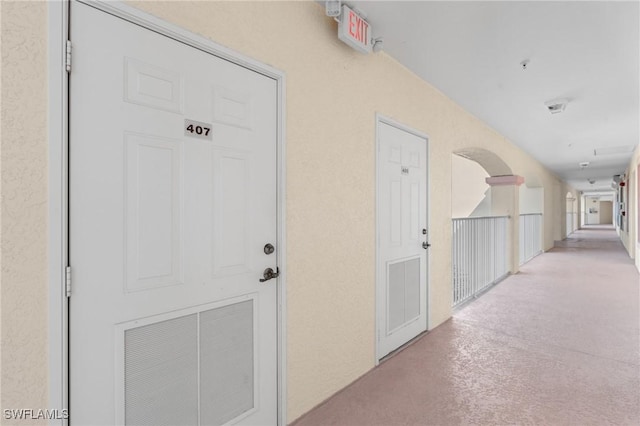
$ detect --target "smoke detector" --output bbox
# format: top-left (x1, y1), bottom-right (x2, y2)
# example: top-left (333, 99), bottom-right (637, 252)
top-left (544, 98), bottom-right (569, 114)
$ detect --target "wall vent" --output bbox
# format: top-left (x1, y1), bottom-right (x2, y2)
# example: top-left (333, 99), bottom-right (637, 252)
top-left (544, 98), bottom-right (568, 114)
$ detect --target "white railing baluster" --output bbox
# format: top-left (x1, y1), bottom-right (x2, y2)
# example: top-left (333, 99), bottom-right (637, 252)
top-left (451, 215), bottom-right (511, 307)
top-left (518, 213), bottom-right (543, 266)
top-left (566, 213), bottom-right (573, 237)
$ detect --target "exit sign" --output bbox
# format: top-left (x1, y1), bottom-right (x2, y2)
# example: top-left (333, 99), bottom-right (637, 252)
top-left (338, 5), bottom-right (372, 54)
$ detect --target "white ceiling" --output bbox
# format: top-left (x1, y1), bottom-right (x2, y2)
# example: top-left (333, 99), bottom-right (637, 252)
top-left (349, 1), bottom-right (639, 193)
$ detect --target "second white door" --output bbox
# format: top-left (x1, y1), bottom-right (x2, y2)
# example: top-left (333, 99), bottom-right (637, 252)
top-left (377, 119), bottom-right (429, 359)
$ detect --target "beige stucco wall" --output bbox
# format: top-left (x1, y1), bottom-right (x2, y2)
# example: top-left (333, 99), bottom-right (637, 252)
top-left (600, 201), bottom-right (613, 224)
top-left (0, 1), bottom-right (571, 423)
top-left (1, 1), bottom-right (49, 424)
top-left (120, 1), bottom-right (570, 418)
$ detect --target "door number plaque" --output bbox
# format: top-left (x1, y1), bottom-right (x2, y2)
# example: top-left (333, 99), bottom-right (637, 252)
top-left (184, 119), bottom-right (212, 140)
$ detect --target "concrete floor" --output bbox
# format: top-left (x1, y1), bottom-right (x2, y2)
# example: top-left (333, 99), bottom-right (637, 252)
top-left (293, 225), bottom-right (640, 425)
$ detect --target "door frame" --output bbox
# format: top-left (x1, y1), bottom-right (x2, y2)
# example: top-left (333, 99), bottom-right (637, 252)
top-left (374, 114), bottom-right (430, 363)
top-left (48, 1), bottom-right (288, 424)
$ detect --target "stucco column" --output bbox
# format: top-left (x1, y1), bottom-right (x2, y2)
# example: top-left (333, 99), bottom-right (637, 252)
top-left (486, 175), bottom-right (525, 274)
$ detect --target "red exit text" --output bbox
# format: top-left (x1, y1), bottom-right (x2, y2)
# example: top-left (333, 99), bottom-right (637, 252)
top-left (348, 10), bottom-right (369, 46)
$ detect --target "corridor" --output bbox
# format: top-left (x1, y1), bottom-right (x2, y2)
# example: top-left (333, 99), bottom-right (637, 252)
top-left (294, 226), bottom-right (640, 425)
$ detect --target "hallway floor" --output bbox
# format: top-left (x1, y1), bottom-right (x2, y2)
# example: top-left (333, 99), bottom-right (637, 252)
top-left (293, 225), bottom-right (640, 425)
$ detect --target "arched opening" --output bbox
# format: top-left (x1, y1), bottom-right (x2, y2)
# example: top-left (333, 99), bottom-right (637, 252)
top-left (455, 147), bottom-right (512, 176)
top-left (450, 148), bottom-right (527, 308)
top-left (452, 147), bottom-right (513, 219)
top-left (520, 183), bottom-right (544, 215)
top-left (519, 171), bottom-right (544, 217)
top-left (451, 154), bottom-right (491, 218)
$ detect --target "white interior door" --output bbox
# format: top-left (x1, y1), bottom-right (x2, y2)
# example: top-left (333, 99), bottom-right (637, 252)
top-left (376, 120), bottom-right (429, 359)
top-left (69, 3), bottom-right (278, 425)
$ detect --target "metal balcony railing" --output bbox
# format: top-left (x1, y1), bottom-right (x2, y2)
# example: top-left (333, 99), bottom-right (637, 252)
top-left (565, 212), bottom-right (578, 236)
top-left (452, 216), bottom-right (509, 307)
top-left (519, 213), bottom-right (543, 265)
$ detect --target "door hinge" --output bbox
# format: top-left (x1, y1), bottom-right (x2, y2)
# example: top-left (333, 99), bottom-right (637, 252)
top-left (65, 40), bottom-right (72, 72)
top-left (65, 266), bottom-right (72, 297)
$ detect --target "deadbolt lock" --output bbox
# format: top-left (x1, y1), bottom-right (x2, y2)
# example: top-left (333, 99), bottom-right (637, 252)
top-left (264, 243), bottom-right (275, 255)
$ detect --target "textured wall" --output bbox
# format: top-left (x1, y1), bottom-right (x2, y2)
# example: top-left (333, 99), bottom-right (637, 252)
top-left (0, 0), bottom-right (570, 423)
top-left (621, 144), bottom-right (640, 265)
top-left (600, 201), bottom-right (614, 224)
top-left (0, 1), bottom-right (49, 424)
top-left (127, 1), bottom-right (566, 419)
